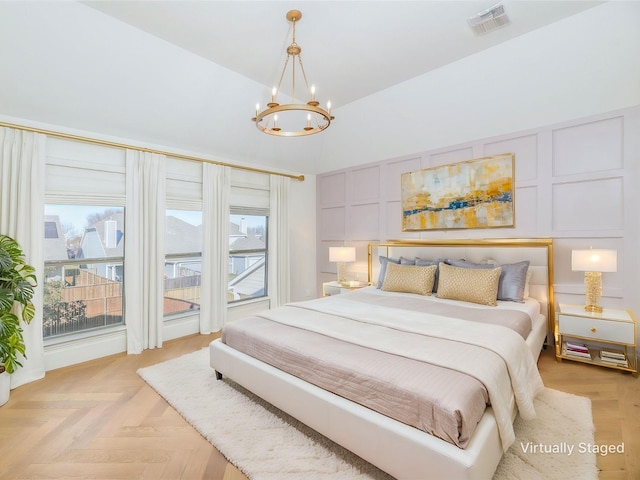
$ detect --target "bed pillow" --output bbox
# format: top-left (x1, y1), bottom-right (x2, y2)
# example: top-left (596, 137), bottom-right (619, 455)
top-left (445, 259), bottom-right (488, 269)
top-left (480, 257), bottom-right (532, 301)
top-left (415, 258), bottom-right (443, 292)
top-left (445, 259), bottom-right (530, 303)
top-left (495, 260), bottom-right (530, 302)
top-left (436, 262), bottom-right (501, 306)
top-left (398, 257), bottom-right (444, 292)
top-left (381, 263), bottom-right (437, 296)
top-left (377, 256), bottom-right (401, 288)
top-left (523, 267), bottom-right (533, 299)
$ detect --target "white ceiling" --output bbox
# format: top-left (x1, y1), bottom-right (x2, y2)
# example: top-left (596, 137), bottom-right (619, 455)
top-left (0, 1), bottom-right (603, 175)
top-left (84, 1), bottom-right (600, 109)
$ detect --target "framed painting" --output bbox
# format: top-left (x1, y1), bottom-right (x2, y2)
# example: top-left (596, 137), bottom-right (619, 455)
top-left (401, 153), bottom-right (514, 231)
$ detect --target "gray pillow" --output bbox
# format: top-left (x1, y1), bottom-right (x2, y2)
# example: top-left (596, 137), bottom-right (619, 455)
top-left (415, 258), bottom-right (443, 292)
top-left (377, 256), bottom-right (401, 288)
top-left (444, 259), bottom-right (530, 302)
top-left (496, 261), bottom-right (530, 302)
top-left (445, 259), bottom-right (488, 269)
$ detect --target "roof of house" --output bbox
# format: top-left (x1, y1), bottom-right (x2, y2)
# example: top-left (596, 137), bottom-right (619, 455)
top-left (43, 215), bottom-right (68, 262)
top-left (230, 233), bottom-right (265, 252)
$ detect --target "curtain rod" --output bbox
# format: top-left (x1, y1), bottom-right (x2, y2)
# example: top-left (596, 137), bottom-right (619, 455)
top-left (0, 121), bottom-right (305, 182)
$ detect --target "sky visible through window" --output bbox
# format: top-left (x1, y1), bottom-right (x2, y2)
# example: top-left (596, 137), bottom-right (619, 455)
top-left (45, 205), bottom-right (264, 233)
top-left (231, 214), bottom-right (265, 230)
top-left (45, 205), bottom-right (110, 231)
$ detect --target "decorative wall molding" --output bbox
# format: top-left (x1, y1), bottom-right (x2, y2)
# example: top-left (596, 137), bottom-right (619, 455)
top-left (316, 105), bottom-right (640, 348)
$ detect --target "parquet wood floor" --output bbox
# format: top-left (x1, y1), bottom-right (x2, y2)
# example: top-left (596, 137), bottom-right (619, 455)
top-left (0, 335), bottom-right (637, 479)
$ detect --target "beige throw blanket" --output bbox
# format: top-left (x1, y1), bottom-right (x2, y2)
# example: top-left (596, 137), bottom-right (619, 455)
top-left (258, 293), bottom-right (545, 452)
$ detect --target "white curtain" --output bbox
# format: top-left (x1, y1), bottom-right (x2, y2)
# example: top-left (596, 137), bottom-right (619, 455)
top-left (200, 163), bottom-right (230, 333)
top-left (124, 150), bottom-right (166, 353)
top-left (268, 175), bottom-right (291, 308)
top-left (0, 127), bottom-right (46, 388)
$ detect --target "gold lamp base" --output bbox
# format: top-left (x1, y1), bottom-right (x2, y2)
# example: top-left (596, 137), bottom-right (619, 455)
top-left (584, 304), bottom-right (603, 313)
top-left (336, 261), bottom-right (347, 285)
top-left (584, 271), bottom-right (603, 313)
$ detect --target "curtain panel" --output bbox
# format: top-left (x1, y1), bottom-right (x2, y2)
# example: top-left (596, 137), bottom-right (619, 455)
top-left (268, 175), bottom-right (291, 308)
top-left (0, 127), bottom-right (46, 388)
top-left (201, 164), bottom-right (230, 333)
top-left (124, 150), bottom-right (166, 354)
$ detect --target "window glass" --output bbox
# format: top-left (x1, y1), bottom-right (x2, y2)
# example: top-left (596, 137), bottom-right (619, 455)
top-left (43, 205), bottom-right (124, 338)
top-left (229, 214), bottom-right (268, 302)
top-left (164, 209), bottom-right (202, 316)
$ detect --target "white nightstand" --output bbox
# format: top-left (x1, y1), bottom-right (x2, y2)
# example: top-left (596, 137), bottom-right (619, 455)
top-left (322, 281), bottom-right (368, 296)
top-left (555, 303), bottom-right (637, 377)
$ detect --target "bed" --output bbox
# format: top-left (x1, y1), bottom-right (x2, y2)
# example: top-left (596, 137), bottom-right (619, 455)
top-left (210, 238), bottom-right (554, 480)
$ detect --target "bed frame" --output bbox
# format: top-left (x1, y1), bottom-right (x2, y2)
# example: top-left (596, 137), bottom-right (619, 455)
top-left (210, 238), bottom-right (554, 480)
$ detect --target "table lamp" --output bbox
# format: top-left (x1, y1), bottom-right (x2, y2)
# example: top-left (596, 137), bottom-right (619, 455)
top-left (329, 247), bottom-right (356, 286)
top-left (571, 249), bottom-right (617, 313)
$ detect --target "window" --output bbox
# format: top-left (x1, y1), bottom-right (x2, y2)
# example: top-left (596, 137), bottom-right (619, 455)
top-left (43, 205), bottom-right (125, 338)
top-left (228, 213), bottom-right (268, 303)
top-left (164, 209), bottom-right (202, 316)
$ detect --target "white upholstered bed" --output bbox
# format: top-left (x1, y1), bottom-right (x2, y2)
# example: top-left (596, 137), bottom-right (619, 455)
top-left (210, 238), bottom-right (554, 480)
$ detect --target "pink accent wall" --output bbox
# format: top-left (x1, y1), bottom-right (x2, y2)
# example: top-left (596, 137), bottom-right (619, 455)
top-left (316, 106), bottom-right (640, 352)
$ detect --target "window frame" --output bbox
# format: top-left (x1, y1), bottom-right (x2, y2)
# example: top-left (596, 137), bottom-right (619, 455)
top-left (43, 204), bottom-right (126, 340)
top-left (228, 211), bottom-right (269, 304)
top-left (163, 208), bottom-right (204, 319)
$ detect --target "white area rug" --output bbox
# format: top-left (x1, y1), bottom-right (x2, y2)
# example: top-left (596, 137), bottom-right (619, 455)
top-left (138, 348), bottom-right (598, 480)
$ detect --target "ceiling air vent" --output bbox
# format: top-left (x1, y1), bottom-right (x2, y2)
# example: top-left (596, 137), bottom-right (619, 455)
top-left (468, 3), bottom-right (510, 34)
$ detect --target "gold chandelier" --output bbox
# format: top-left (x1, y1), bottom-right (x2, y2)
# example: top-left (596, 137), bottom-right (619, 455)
top-left (252, 10), bottom-right (334, 137)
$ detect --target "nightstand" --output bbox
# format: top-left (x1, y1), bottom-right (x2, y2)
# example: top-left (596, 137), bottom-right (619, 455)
top-left (322, 281), bottom-right (368, 296)
top-left (555, 303), bottom-right (637, 377)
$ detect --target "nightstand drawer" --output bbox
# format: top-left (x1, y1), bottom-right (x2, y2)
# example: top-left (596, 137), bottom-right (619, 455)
top-left (558, 314), bottom-right (634, 344)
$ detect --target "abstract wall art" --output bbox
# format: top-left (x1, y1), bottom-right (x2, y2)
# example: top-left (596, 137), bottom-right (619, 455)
top-left (401, 153), bottom-right (515, 231)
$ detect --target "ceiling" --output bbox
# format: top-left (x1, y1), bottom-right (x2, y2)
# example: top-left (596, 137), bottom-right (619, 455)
top-left (1, 1), bottom-right (602, 175)
top-left (84, 1), bottom-right (600, 109)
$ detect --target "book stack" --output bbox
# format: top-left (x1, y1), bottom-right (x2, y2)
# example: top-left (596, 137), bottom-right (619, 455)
top-left (599, 349), bottom-right (628, 367)
top-left (563, 342), bottom-right (591, 359)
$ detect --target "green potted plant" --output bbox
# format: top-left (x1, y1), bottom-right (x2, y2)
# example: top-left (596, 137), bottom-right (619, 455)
top-left (0, 234), bottom-right (37, 406)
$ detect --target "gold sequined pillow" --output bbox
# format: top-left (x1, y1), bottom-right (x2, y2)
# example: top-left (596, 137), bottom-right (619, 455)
top-left (381, 263), bottom-right (437, 296)
top-left (436, 262), bottom-right (502, 306)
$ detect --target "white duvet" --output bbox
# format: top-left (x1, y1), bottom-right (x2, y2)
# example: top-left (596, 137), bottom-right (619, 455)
top-left (258, 292), bottom-right (545, 452)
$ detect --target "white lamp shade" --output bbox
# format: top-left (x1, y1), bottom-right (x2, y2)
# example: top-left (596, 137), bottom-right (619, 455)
top-left (571, 249), bottom-right (617, 273)
top-left (329, 247), bottom-right (356, 263)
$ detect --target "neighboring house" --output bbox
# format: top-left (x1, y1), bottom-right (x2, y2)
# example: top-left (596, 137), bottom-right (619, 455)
top-left (78, 212), bottom-right (124, 281)
top-left (228, 229), bottom-right (267, 300)
top-left (166, 215), bottom-right (202, 255)
top-left (43, 215), bottom-right (73, 291)
top-left (43, 215), bottom-right (68, 264)
top-left (165, 215), bottom-right (203, 281)
top-left (229, 232), bottom-right (265, 276)
top-left (229, 219), bottom-right (246, 244)
top-left (228, 257), bottom-right (265, 300)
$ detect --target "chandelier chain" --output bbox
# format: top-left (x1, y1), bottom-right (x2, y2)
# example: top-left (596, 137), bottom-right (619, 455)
top-left (275, 55), bottom-right (291, 99)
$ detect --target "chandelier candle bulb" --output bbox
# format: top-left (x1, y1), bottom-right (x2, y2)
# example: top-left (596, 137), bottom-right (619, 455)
top-left (308, 84), bottom-right (319, 106)
top-left (267, 87), bottom-right (278, 108)
top-left (272, 114), bottom-right (281, 132)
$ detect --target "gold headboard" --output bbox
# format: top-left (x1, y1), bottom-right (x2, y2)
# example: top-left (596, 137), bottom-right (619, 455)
top-left (368, 238), bottom-right (554, 342)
